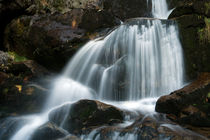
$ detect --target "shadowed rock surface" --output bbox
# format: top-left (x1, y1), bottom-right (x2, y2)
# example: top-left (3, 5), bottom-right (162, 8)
top-left (4, 9), bottom-right (119, 70)
top-left (31, 122), bottom-right (68, 140)
top-left (156, 73), bottom-right (210, 127)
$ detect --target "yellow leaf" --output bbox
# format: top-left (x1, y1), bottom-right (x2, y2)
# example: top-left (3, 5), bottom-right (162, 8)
top-left (15, 85), bottom-right (22, 92)
top-left (72, 19), bottom-right (77, 28)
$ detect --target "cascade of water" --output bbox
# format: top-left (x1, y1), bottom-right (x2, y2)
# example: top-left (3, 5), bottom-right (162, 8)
top-left (49, 18), bottom-right (184, 101)
top-left (151, 0), bottom-right (173, 19)
top-left (1, 0), bottom-right (187, 140)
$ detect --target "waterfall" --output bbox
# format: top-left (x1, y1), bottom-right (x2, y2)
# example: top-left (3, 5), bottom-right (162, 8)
top-left (51, 18), bottom-right (183, 102)
top-left (0, 0), bottom-right (186, 140)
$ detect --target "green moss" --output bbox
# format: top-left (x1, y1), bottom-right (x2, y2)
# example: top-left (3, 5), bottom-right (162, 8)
top-left (3, 88), bottom-right (9, 94)
top-left (205, 2), bottom-right (210, 15)
top-left (207, 92), bottom-right (210, 98)
top-left (198, 18), bottom-right (210, 44)
top-left (8, 52), bottom-right (27, 62)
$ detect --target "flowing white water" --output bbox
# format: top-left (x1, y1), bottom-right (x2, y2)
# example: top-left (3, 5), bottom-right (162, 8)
top-left (0, 0), bottom-right (188, 140)
top-left (151, 0), bottom-right (173, 19)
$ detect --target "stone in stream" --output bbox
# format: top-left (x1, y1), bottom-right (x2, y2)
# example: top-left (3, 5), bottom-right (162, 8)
top-left (87, 115), bottom-right (206, 140)
top-left (156, 73), bottom-right (210, 127)
top-left (48, 99), bottom-right (124, 135)
top-left (31, 122), bottom-right (68, 140)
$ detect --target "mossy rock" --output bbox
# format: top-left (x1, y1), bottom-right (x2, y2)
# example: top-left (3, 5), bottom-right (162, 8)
top-left (169, 0), bottom-right (210, 79)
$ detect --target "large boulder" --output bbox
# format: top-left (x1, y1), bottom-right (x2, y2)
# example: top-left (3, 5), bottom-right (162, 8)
top-left (31, 122), bottom-right (68, 140)
top-left (156, 73), bottom-right (210, 127)
top-left (168, 0), bottom-right (210, 79)
top-left (4, 9), bottom-right (119, 70)
top-left (49, 100), bottom-right (124, 134)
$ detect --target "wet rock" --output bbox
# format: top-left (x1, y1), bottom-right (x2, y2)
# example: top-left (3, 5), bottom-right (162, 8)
top-left (31, 122), bottom-right (68, 140)
top-left (156, 73), bottom-right (210, 127)
top-left (168, 0), bottom-right (210, 79)
top-left (92, 115), bottom-right (206, 140)
top-left (158, 124), bottom-right (205, 140)
top-left (0, 58), bottom-right (50, 115)
top-left (4, 9), bottom-right (119, 70)
top-left (49, 100), bottom-right (124, 134)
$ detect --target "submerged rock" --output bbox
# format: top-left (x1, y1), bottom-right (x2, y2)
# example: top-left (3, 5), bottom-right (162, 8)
top-left (86, 115), bottom-right (206, 140)
top-left (31, 122), bottom-right (68, 140)
top-left (49, 100), bottom-right (124, 134)
top-left (59, 135), bottom-right (81, 140)
top-left (4, 9), bottom-right (119, 70)
top-left (156, 73), bottom-right (210, 127)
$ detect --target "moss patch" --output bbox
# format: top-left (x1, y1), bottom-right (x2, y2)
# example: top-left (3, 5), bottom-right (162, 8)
top-left (8, 52), bottom-right (27, 62)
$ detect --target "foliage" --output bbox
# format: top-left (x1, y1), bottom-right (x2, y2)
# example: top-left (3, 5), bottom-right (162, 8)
top-left (8, 52), bottom-right (27, 62)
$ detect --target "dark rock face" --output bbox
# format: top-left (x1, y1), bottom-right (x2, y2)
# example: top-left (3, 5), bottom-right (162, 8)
top-left (4, 9), bottom-right (119, 70)
top-left (103, 0), bottom-right (152, 20)
top-left (0, 0), bottom-right (33, 50)
top-left (168, 0), bottom-right (210, 79)
top-left (49, 99), bottom-right (124, 134)
top-left (31, 122), bottom-right (68, 140)
top-left (156, 73), bottom-right (210, 127)
top-left (0, 53), bottom-right (50, 115)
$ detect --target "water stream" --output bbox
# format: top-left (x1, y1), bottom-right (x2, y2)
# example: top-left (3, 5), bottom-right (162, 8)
top-left (0, 0), bottom-right (198, 139)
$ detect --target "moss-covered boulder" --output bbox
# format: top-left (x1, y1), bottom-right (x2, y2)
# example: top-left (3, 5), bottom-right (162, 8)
top-left (168, 0), bottom-right (210, 80)
top-left (4, 9), bottom-right (119, 70)
top-left (48, 100), bottom-right (124, 135)
top-left (156, 73), bottom-right (210, 127)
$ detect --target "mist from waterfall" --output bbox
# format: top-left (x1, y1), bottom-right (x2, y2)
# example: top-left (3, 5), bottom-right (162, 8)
top-left (1, 0), bottom-right (186, 140)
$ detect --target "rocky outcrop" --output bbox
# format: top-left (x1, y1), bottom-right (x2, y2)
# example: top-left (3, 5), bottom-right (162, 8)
top-left (49, 99), bottom-right (124, 134)
top-left (156, 73), bottom-right (210, 127)
top-left (168, 0), bottom-right (210, 79)
top-left (4, 9), bottom-right (119, 70)
top-left (31, 122), bottom-right (68, 140)
top-left (0, 52), bottom-right (50, 115)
